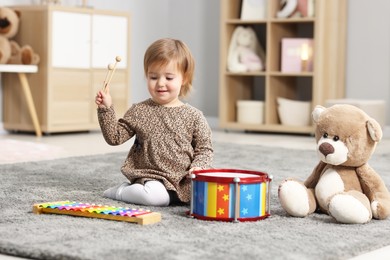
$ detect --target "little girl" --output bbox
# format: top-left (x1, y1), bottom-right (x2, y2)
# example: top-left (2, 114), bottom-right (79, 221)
top-left (95, 38), bottom-right (213, 206)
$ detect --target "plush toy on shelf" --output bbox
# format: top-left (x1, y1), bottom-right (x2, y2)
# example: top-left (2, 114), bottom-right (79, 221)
top-left (227, 26), bottom-right (265, 73)
top-left (277, 0), bottom-right (314, 18)
top-left (278, 104), bottom-right (390, 224)
top-left (0, 6), bottom-right (40, 65)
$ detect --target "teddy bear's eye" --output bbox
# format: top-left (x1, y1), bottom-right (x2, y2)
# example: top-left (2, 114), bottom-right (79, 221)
top-left (323, 133), bottom-right (328, 138)
top-left (333, 136), bottom-right (339, 141)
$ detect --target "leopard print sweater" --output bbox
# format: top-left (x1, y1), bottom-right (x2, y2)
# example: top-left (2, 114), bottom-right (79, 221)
top-left (97, 98), bottom-right (214, 202)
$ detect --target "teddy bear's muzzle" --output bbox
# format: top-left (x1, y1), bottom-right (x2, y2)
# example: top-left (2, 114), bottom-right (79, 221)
top-left (0, 18), bottom-right (11, 29)
top-left (319, 142), bottom-right (334, 157)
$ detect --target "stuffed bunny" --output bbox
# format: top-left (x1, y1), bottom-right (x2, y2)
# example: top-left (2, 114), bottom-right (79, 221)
top-left (227, 26), bottom-right (265, 73)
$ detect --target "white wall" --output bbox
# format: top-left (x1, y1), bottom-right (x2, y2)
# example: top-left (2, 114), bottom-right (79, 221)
top-left (0, 0), bottom-right (389, 128)
top-left (346, 0), bottom-right (390, 125)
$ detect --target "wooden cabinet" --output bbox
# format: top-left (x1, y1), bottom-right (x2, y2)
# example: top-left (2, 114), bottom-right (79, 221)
top-left (219, 0), bottom-right (347, 134)
top-left (2, 5), bottom-right (130, 134)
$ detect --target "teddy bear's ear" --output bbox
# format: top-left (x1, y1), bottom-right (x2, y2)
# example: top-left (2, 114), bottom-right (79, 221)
top-left (228, 26), bottom-right (243, 55)
top-left (312, 105), bottom-right (325, 123)
top-left (366, 118), bottom-right (382, 142)
top-left (227, 26), bottom-right (243, 70)
top-left (14, 10), bottom-right (21, 19)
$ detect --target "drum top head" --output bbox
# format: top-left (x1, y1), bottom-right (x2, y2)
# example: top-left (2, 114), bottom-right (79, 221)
top-left (192, 168), bottom-right (269, 184)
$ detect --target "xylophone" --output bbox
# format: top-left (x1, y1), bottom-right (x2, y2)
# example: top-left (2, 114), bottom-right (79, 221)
top-left (33, 201), bottom-right (161, 225)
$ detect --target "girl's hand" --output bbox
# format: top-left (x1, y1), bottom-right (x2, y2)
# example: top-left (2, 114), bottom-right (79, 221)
top-left (95, 87), bottom-right (113, 108)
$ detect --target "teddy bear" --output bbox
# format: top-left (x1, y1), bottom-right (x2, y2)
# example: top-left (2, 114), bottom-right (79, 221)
top-left (0, 6), bottom-right (40, 65)
top-left (227, 26), bottom-right (265, 73)
top-left (278, 104), bottom-right (390, 224)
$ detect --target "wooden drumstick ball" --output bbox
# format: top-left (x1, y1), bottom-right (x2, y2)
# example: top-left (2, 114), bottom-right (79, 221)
top-left (102, 63), bottom-right (114, 92)
top-left (105, 56), bottom-right (122, 87)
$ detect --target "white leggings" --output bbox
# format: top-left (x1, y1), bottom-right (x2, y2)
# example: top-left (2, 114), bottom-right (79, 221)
top-left (117, 181), bottom-right (170, 206)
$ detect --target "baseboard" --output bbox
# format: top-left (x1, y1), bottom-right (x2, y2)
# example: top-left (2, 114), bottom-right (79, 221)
top-left (206, 116), bottom-right (390, 139)
top-left (0, 122), bottom-right (6, 135)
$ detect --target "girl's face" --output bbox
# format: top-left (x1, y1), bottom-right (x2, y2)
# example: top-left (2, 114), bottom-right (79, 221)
top-left (147, 61), bottom-right (184, 107)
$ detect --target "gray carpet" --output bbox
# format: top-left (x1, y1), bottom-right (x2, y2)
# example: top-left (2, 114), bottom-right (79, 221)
top-left (1, 141), bottom-right (390, 260)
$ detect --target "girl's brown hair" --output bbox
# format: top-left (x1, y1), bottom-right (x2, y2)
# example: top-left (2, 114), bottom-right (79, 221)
top-left (144, 38), bottom-right (195, 97)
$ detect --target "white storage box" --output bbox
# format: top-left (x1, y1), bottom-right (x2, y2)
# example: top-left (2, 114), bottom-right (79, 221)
top-left (325, 99), bottom-right (386, 127)
top-left (277, 97), bottom-right (311, 126)
top-left (236, 100), bottom-right (264, 124)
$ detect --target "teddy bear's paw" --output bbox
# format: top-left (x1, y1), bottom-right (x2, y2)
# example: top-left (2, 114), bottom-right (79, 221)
top-left (370, 200), bottom-right (390, 220)
top-left (371, 201), bottom-right (379, 219)
top-left (278, 180), bottom-right (310, 217)
top-left (328, 193), bottom-right (371, 224)
top-left (20, 46), bottom-right (35, 65)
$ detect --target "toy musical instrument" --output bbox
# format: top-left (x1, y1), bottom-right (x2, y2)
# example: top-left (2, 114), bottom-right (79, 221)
top-left (33, 201), bottom-right (161, 225)
top-left (189, 169), bottom-right (272, 222)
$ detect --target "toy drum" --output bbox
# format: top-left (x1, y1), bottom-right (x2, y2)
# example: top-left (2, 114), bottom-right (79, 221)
top-left (189, 169), bottom-right (272, 222)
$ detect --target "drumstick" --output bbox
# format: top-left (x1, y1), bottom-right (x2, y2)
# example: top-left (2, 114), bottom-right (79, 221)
top-left (102, 63), bottom-right (114, 92)
top-left (105, 56), bottom-right (122, 90)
